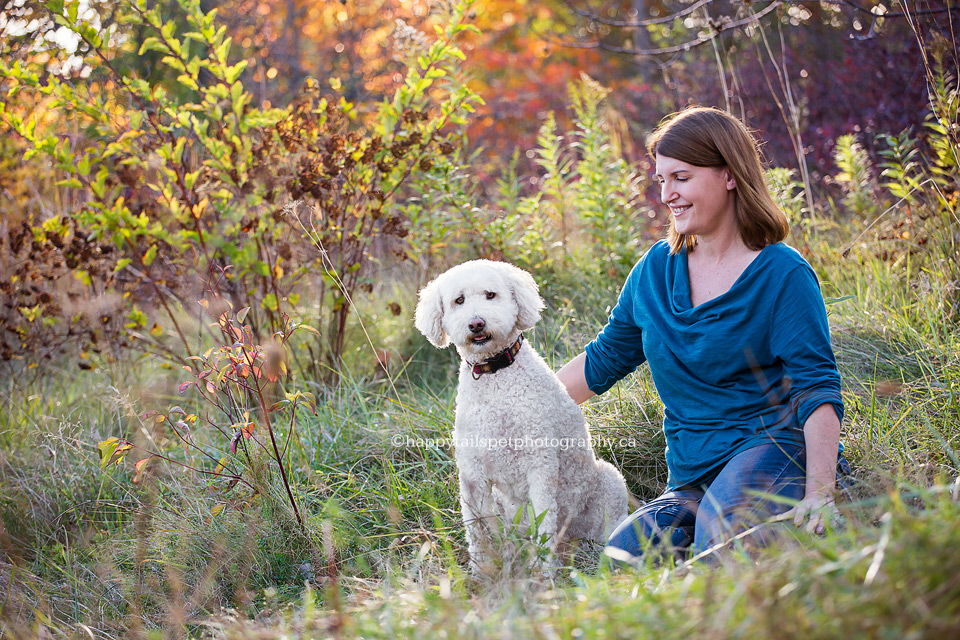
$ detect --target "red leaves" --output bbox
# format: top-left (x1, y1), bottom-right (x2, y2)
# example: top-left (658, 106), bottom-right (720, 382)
top-left (230, 421), bottom-right (256, 453)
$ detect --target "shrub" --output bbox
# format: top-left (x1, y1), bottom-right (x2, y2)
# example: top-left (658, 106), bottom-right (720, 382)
top-left (0, 0), bottom-right (481, 378)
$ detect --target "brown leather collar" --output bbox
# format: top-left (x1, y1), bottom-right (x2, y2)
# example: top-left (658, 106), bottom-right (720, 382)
top-left (469, 334), bottom-right (523, 380)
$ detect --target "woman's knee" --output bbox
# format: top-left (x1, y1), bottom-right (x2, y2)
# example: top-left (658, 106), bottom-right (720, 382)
top-left (604, 493), bottom-right (700, 561)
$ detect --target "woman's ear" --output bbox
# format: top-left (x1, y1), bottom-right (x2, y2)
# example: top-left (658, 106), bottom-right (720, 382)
top-left (724, 168), bottom-right (737, 191)
top-left (414, 275), bottom-right (450, 348)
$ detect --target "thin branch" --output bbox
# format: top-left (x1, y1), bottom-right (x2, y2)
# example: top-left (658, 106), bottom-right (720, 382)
top-left (562, 1), bottom-right (783, 56)
top-left (564, 0), bottom-right (715, 28)
top-left (565, 0), bottom-right (960, 28)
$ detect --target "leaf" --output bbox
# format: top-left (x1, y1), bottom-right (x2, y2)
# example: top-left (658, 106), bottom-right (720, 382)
top-left (297, 324), bottom-right (321, 337)
top-left (252, 261), bottom-right (270, 277)
top-left (236, 306), bottom-right (250, 324)
top-left (210, 503), bottom-right (225, 517)
top-left (177, 74), bottom-right (198, 91)
top-left (230, 430), bottom-right (242, 454)
top-left (98, 438), bottom-right (132, 469)
top-left (261, 293), bottom-right (279, 312)
top-left (133, 457), bottom-right (151, 483)
top-left (224, 60), bottom-right (247, 84)
top-left (241, 422), bottom-right (255, 438)
top-left (97, 438), bottom-right (119, 469)
top-left (142, 244), bottom-right (158, 267)
top-left (138, 36), bottom-right (168, 56)
top-left (213, 456), bottom-right (228, 476)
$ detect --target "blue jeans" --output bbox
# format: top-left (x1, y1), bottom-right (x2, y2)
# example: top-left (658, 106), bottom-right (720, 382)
top-left (605, 443), bottom-right (828, 563)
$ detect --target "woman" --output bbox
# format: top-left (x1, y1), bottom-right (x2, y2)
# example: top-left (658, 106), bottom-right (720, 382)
top-left (557, 106), bottom-right (845, 562)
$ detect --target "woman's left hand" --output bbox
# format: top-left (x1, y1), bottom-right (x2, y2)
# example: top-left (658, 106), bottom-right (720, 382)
top-left (786, 490), bottom-right (836, 535)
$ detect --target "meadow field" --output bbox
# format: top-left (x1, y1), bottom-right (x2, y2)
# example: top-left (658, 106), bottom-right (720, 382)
top-left (1, 0), bottom-right (959, 637)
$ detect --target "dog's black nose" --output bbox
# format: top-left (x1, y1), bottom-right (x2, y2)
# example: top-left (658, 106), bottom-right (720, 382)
top-left (468, 318), bottom-right (486, 334)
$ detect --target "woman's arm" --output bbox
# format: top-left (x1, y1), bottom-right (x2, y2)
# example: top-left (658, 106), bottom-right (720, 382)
top-left (790, 402), bottom-right (842, 533)
top-left (557, 352), bottom-right (596, 405)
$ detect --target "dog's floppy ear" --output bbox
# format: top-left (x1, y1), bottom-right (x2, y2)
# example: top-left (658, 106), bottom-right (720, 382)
top-left (495, 262), bottom-right (544, 332)
top-left (414, 274), bottom-right (450, 348)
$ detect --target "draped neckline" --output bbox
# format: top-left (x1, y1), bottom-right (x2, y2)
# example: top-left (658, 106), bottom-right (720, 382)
top-left (671, 244), bottom-right (773, 317)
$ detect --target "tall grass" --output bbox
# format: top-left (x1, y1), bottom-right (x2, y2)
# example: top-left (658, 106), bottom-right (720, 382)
top-left (2, 46), bottom-right (960, 640)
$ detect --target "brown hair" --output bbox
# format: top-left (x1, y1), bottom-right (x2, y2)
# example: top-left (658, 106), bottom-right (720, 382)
top-left (646, 106), bottom-right (788, 254)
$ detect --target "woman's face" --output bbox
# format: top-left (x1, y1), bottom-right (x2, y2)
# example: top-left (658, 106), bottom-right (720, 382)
top-left (655, 154), bottom-right (737, 242)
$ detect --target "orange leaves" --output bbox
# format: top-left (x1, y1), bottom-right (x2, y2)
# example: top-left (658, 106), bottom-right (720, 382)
top-left (133, 457), bottom-right (152, 483)
top-left (230, 422), bottom-right (256, 453)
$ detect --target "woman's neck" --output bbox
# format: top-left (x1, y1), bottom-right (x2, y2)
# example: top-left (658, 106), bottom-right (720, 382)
top-left (691, 226), bottom-right (751, 262)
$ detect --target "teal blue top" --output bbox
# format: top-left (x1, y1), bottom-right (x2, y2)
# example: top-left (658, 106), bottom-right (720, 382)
top-left (585, 240), bottom-right (844, 489)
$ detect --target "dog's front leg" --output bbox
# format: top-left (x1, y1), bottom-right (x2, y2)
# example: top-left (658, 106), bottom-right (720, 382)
top-left (459, 473), bottom-right (495, 574)
top-left (526, 463), bottom-right (560, 567)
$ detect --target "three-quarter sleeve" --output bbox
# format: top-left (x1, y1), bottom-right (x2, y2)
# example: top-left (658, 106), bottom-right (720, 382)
top-left (769, 263), bottom-right (845, 427)
top-left (584, 261), bottom-right (648, 395)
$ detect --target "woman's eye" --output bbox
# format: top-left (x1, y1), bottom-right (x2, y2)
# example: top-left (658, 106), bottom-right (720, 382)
top-left (485, 291), bottom-right (497, 300)
top-left (454, 295), bottom-right (464, 305)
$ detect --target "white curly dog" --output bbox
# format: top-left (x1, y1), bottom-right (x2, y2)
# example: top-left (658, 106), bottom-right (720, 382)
top-left (415, 260), bottom-right (628, 570)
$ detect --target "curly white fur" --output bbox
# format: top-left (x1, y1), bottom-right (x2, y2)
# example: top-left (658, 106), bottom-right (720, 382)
top-left (415, 260), bottom-right (628, 571)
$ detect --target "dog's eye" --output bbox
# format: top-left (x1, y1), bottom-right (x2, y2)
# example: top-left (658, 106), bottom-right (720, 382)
top-left (454, 295), bottom-right (464, 305)
top-left (485, 291), bottom-right (497, 300)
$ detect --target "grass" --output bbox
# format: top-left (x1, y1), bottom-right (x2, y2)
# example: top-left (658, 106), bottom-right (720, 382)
top-left (2, 103), bottom-right (960, 640)
top-left (3, 224), bottom-right (959, 639)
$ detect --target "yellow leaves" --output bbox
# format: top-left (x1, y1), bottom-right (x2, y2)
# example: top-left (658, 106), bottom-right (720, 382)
top-left (192, 198), bottom-right (209, 218)
top-left (98, 437), bottom-right (133, 469)
top-left (142, 244), bottom-right (158, 267)
top-left (177, 74), bottom-right (199, 91)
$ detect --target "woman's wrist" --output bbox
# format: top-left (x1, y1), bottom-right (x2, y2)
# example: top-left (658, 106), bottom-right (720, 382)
top-left (802, 403), bottom-right (842, 497)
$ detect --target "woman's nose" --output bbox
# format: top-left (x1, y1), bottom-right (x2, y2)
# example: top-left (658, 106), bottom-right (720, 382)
top-left (660, 181), bottom-right (674, 203)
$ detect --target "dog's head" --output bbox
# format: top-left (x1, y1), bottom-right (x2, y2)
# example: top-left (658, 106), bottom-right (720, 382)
top-left (414, 260), bottom-right (544, 358)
